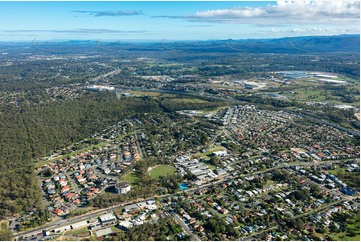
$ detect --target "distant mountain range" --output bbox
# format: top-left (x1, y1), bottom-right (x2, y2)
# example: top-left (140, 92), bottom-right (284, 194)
top-left (1, 34), bottom-right (359, 54)
top-left (95, 34), bottom-right (360, 54)
top-left (152, 34), bottom-right (360, 54)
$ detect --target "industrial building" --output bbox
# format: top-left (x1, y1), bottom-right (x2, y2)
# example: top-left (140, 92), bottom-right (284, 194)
top-left (53, 225), bottom-right (71, 233)
top-left (70, 220), bottom-right (88, 230)
top-left (99, 213), bottom-right (117, 225)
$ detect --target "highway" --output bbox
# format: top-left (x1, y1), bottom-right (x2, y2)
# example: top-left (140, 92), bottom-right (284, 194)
top-left (90, 68), bottom-right (120, 83)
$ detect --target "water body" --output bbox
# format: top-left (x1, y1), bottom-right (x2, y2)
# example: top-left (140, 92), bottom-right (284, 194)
top-left (179, 183), bottom-right (189, 191)
top-left (277, 71), bottom-right (311, 79)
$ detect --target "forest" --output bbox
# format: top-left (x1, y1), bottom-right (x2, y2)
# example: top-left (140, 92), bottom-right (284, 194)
top-left (0, 93), bottom-right (162, 219)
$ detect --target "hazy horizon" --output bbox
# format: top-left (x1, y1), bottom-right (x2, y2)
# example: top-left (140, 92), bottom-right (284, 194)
top-left (0, 33), bottom-right (359, 43)
top-left (0, 1), bottom-right (359, 41)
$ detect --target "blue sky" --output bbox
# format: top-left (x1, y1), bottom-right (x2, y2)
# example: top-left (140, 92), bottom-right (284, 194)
top-left (0, 1), bottom-right (359, 41)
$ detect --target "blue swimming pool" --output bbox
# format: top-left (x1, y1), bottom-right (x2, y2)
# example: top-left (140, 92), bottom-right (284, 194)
top-left (179, 183), bottom-right (189, 191)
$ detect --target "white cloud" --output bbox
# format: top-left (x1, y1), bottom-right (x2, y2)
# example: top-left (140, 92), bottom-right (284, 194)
top-left (264, 26), bottom-right (358, 36)
top-left (193, 7), bottom-right (265, 19)
top-left (268, 0), bottom-right (359, 19)
top-left (159, 0), bottom-right (360, 24)
top-left (74, 10), bottom-right (144, 17)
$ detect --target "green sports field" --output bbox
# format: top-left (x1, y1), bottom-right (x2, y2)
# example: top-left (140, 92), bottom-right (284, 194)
top-left (149, 165), bottom-right (177, 179)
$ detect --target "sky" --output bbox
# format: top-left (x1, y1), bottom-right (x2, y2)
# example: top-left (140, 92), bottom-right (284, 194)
top-left (0, 0), bottom-right (359, 41)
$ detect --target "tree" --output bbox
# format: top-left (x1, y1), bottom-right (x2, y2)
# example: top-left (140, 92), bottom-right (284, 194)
top-left (294, 218), bottom-right (304, 230)
top-left (329, 224), bottom-right (339, 233)
top-left (0, 222), bottom-right (14, 241)
top-left (316, 227), bottom-right (326, 234)
top-left (209, 155), bottom-right (221, 167)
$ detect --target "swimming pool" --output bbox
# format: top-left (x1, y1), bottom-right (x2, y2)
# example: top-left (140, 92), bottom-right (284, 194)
top-left (179, 183), bottom-right (189, 191)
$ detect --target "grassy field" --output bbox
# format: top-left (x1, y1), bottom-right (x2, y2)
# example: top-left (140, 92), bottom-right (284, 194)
top-left (64, 227), bottom-right (89, 236)
top-left (282, 88), bottom-right (327, 102)
top-left (128, 91), bottom-right (177, 98)
top-left (192, 147), bottom-right (226, 159)
top-left (329, 230), bottom-right (360, 241)
top-left (280, 84), bottom-right (360, 107)
top-left (327, 168), bottom-right (344, 176)
top-left (149, 165), bottom-right (177, 179)
top-left (53, 236), bottom-right (74, 241)
top-left (199, 105), bottom-right (230, 113)
top-left (122, 172), bottom-right (141, 185)
top-left (85, 234), bottom-right (98, 241)
top-left (173, 98), bottom-right (210, 104)
top-left (111, 226), bottom-right (125, 233)
top-left (129, 91), bottom-right (162, 97)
